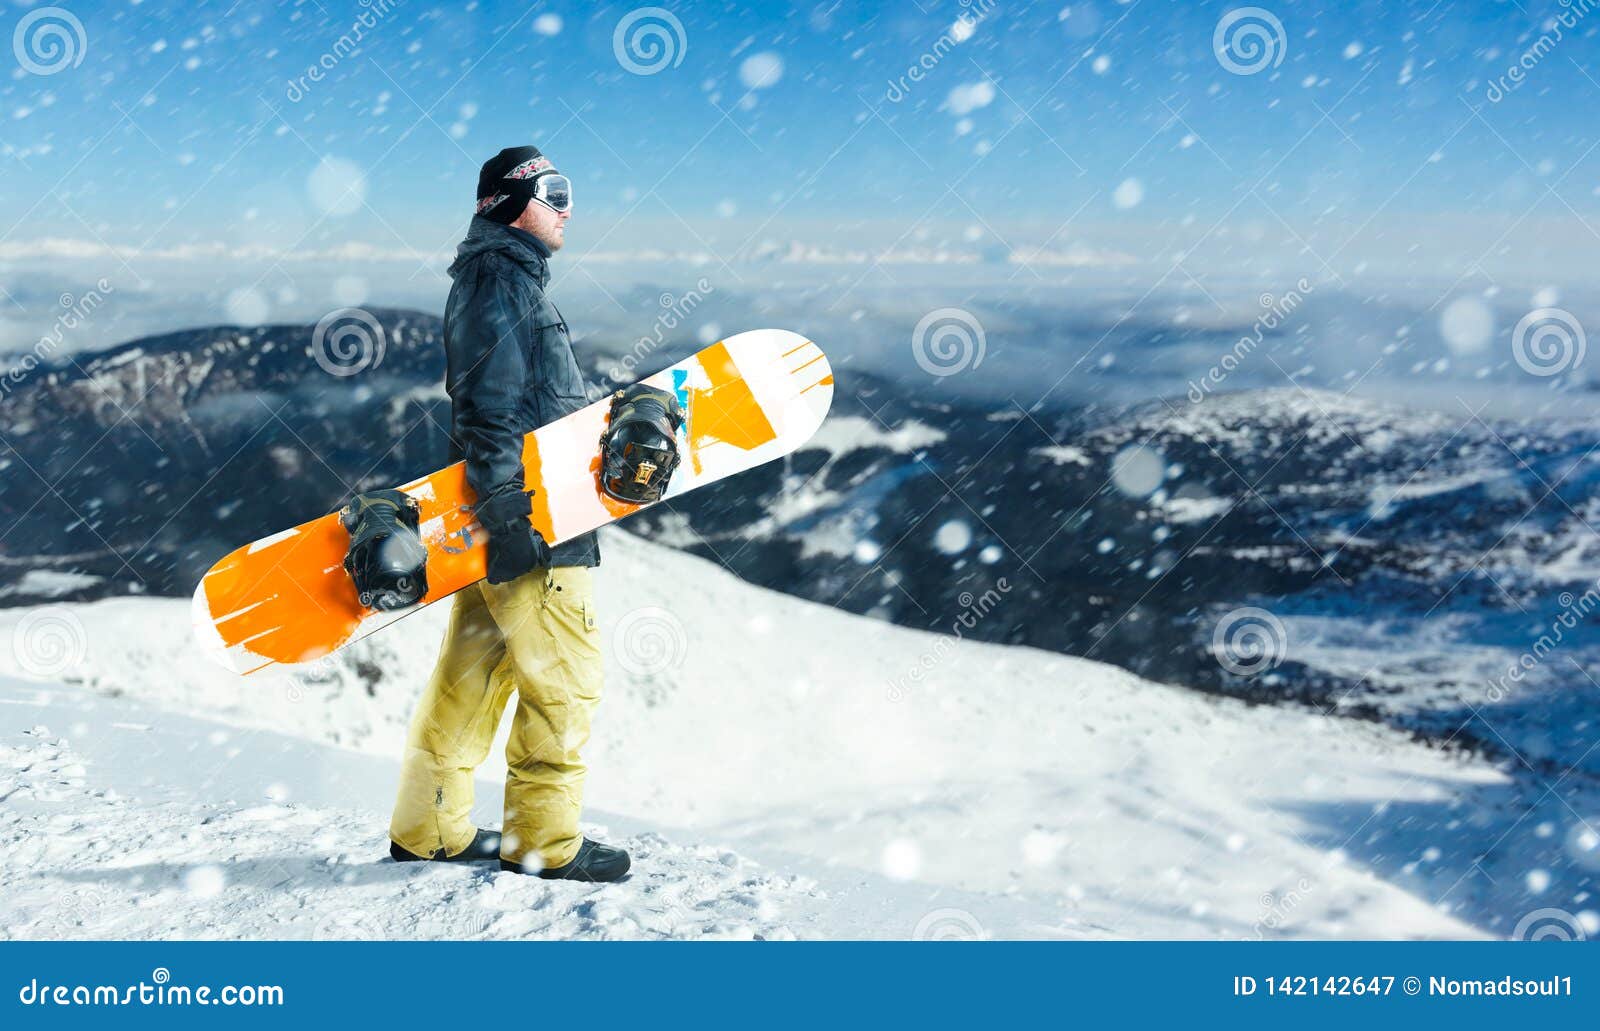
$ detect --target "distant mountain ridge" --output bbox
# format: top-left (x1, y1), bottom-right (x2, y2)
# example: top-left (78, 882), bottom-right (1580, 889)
top-left (2, 311), bottom-right (1598, 778)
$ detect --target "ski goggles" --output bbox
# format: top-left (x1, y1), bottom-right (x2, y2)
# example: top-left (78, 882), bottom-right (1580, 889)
top-left (530, 173), bottom-right (572, 214)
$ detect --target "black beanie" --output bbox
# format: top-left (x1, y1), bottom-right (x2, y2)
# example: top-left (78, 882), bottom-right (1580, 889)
top-left (475, 146), bottom-right (558, 224)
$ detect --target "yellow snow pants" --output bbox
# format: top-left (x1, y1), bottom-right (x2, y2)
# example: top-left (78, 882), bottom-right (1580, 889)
top-left (389, 565), bottom-right (602, 870)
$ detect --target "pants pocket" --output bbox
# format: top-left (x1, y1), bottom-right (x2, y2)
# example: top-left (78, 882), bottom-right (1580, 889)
top-left (539, 569), bottom-right (602, 704)
top-left (542, 569), bottom-right (597, 630)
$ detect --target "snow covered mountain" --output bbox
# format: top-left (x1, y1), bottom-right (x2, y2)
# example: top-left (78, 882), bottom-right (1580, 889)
top-left (0, 310), bottom-right (453, 594)
top-left (4, 530), bottom-right (1592, 939)
top-left (3, 310), bottom-right (1599, 816)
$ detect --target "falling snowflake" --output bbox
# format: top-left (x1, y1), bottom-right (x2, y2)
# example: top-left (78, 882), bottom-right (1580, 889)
top-left (934, 520), bottom-right (972, 555)
top-left (1113, 178), bottom-right (1144, 210)
top-left (184, 865), bottom-right (226, 899)
top-left (1110, 444), bottom-right (1165, 497)
top-left (881, 838), bottom-right (923, 881)
top-left (1438, 296), bottom-right (1494, 355)
top-left (739, 52), bottom-right (784, 91)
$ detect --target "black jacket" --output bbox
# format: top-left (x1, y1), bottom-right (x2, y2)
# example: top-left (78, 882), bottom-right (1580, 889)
top-left (443, 216), bottom-right (599, 567)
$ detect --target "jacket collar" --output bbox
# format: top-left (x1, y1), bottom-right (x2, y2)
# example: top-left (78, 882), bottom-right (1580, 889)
top-left (448, 215), bottom-right (551, 286)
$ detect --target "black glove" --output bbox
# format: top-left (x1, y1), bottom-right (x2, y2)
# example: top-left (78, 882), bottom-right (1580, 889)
top-left (477, 489), bottom-right (551, 585)
top-left (485, 523), bottom-right (552, 584)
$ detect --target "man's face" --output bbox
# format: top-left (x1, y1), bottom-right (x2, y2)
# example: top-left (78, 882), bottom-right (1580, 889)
top-left (513, 193), bottom-right (570, 252)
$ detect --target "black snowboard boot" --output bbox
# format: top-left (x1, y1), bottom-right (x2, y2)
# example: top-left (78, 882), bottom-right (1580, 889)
top-left (389, 828), bottom-right (502, 863)
top-left (500, 838), bottom-right (631, 882)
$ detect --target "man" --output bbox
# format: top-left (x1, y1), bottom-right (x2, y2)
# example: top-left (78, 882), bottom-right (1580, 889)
top-left (387, 145), bottom-right (629, 882)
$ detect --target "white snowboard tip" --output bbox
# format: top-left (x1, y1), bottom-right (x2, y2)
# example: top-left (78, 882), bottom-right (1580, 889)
top-left (190, 579), bottom-right (245, 676)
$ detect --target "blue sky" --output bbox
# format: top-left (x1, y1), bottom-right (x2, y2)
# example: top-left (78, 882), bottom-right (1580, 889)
top-left (2, 0), bottom-right (1598, 300)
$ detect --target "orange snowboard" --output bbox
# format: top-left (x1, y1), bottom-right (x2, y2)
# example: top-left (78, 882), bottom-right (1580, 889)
top-left (192, 330), bottom-right (833, 675)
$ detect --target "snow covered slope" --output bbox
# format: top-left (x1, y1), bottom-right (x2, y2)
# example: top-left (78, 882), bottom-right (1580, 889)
top-left (0, 680), bottom-right (1043, 940)
top-left (1, 529), bottom-right (1566, 939)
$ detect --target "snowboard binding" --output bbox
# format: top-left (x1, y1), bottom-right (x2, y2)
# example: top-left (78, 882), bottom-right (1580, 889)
top-left (597, 383), bottom-right (686, 505)
top-left (339, 489), bottom-right (429, 611)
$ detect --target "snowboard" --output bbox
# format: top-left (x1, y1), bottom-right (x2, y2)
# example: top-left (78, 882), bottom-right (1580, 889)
top-left (192, 329), bottom-right (833, 675)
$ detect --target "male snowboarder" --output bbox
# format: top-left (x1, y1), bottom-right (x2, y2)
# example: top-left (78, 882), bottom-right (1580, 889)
top-left (387, 145), bottom-right (630, 882)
